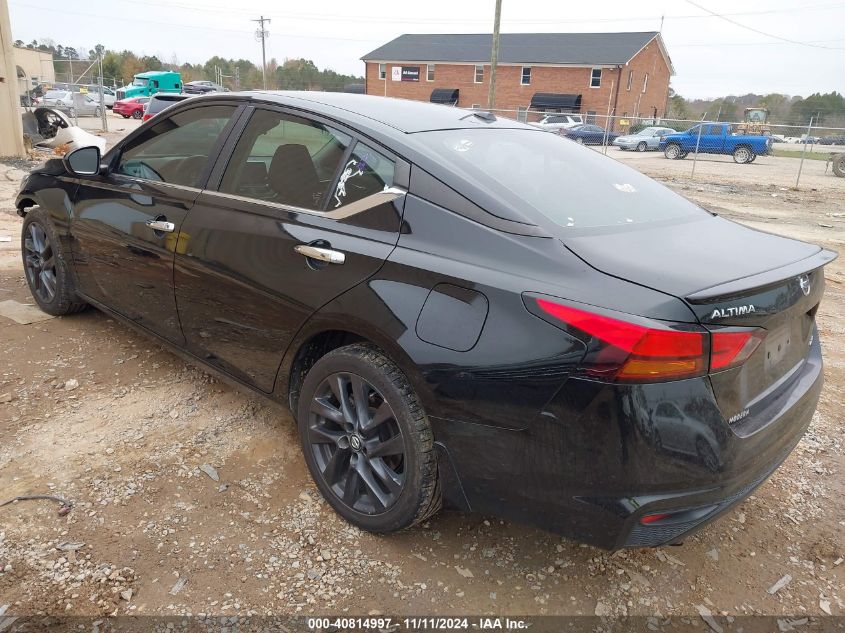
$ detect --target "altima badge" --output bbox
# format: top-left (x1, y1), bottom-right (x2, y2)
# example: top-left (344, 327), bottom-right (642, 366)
top-left (798, 274), bottom-right (811, 296)
top-left (710, 305), bottom-right (756, 319)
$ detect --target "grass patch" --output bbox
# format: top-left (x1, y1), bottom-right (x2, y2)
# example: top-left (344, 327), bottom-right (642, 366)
top-left (772, 147), bottom-right (833, 161)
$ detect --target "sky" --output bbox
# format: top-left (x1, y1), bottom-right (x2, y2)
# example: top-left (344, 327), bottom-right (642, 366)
top-left (7, 0), bottom-right (845, 99)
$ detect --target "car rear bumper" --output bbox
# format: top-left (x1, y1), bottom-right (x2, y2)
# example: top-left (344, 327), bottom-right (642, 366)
top-left (432, 336), bottom-right (823, 549)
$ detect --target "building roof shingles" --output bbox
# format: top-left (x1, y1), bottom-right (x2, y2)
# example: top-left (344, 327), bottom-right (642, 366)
top-left (362, 32), bottom-right (660, 66)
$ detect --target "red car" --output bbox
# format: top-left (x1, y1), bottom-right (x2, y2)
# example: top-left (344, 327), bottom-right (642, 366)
top-left (112, 97), bottom-right (149, 119)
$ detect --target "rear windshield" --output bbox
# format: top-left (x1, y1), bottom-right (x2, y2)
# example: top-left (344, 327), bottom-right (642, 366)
top-left (147, 97), bottom-right (184, 114)
top-left (415, 128), bottom-right (707, 230)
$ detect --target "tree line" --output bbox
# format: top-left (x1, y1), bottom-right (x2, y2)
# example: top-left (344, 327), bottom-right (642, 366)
top-left (666, 90), bottom-right (845, 128)
top-left (15, 40), bottom-right (363, 93)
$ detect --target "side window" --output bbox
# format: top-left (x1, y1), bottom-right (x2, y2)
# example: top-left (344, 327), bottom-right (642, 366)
top-left (116, 105), bottom-right (235, 187)
top-left (708, 125), bottom-right (722, 135)
top-left (219, 109), bottom-right (352, 210)
top-left (332, 142), bottom-right (395, 209)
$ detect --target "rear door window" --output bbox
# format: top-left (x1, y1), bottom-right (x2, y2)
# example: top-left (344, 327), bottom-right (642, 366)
top-left (116, 105), bottom-right (236, 187)
top-left (219, 108), bottom-right (352, 210)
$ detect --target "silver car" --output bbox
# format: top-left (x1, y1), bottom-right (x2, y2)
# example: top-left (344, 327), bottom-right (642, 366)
top-left (613, 127), bottom-right (676, 151)
top-left (40, 90), bottom-right (102, 117)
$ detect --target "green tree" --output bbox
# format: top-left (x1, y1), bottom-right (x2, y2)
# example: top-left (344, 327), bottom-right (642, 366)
top-left (666, 93), bottom-right (691, 120)
top-left (788, 92), bottom-right (845, 127)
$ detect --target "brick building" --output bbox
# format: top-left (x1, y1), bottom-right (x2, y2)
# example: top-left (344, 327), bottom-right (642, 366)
top-left (361, 32), bottom-right (674, 125)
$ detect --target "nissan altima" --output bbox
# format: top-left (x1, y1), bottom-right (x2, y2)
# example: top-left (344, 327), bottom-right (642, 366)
top-left (16, 92), bottom-right (836, 549)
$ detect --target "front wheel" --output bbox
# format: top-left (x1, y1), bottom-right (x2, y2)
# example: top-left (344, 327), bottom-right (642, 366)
top-left (297, 343), bottom-right (441, 533)
top-left (664, 143), bottom-right (682, 159)
top-left (733, 146), bottom-right (755, 164)
top-left (21, 208), bottom-right (87, 316)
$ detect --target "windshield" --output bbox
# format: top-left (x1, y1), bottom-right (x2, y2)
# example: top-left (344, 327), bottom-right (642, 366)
top-left (132, 77), bottom-right (149, 87)
top-left (415, 129), bottom-right (707, 230)
top-left (45, 91), bottom-right (69, 99)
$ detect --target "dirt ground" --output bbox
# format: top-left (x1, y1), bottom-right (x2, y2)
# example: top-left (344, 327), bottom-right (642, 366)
top-left (0, 134), bottom-right (843, 626)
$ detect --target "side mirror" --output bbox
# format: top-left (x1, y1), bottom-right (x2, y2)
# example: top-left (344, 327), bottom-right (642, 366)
top-left (63, 146), bottom-right (101, 177)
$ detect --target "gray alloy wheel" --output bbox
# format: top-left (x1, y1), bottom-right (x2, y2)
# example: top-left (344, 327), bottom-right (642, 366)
top-left (575, 137), bottom-right (585, 145)
top-left (21, 208), bottom-right (87, 316)
top-left (733, 146), bottom-right (754, 164)
top-left (297, 343), bottom-right (440, 532)
top-left (637, 141), bottom-right (648, 152)
top-left (664, 143), bottom-right (681, 159)
top-left (132, 109), bottom-right (143, 119)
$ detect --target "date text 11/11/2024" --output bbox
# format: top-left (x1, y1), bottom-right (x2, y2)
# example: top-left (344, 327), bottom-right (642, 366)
top-left (306, 617), bottom-right (530, 630)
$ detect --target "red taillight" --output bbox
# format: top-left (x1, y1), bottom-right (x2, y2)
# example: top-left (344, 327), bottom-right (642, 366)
top-left (534, 298), bottom-right (707, 382)
top-left (142, 113), bottom-right (152, 121)
top-left (710, 330), bottom-right (765, 371)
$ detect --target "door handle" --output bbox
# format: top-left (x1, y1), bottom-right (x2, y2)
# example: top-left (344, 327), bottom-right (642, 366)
top-left (145, 219), bottom-right (175, 233)
top-left (294, 244), bottom-right (346, 265)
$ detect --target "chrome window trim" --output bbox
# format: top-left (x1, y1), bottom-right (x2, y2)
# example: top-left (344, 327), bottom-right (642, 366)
top-left (204, 185), bottom-right (407, 220)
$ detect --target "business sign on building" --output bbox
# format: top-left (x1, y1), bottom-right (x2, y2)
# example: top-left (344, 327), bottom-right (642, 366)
top-left (391, 66), bottom-right (420, 82)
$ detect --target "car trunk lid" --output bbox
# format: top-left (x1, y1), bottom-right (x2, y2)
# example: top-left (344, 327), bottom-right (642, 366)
top-left (562, 216), bottom-right (836, 421)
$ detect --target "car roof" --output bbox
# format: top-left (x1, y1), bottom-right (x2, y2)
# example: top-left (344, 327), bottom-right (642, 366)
top-left (197, 91), bottom-right (534, 135)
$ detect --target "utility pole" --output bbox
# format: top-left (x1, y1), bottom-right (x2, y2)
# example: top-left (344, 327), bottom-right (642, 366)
top-left (253, 15), bottom-right (270, 89)
top-left (486, 0), bottom-right (502, 110)
top-left (97, 46), bottom-right (107, 132)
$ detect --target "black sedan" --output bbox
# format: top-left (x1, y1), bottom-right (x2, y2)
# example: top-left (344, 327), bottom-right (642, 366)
top-left (16, 92), bottom-right (835, 549)
top-left (561, 123), bottom-right (620, 145)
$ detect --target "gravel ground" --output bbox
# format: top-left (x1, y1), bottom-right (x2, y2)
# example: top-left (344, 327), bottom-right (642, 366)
top-left (0, 139), bottom-right (843, 626)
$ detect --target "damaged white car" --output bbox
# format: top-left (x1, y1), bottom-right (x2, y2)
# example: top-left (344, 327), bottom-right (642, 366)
top-left (21, 107), bottom-right (106, 155)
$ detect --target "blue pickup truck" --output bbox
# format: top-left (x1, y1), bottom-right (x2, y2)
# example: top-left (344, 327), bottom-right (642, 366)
top-left (659, 122), bottom-right (772, 164)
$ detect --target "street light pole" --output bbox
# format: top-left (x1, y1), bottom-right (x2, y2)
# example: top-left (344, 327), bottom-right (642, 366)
top-left (486, 0), bottom-right (502, 111)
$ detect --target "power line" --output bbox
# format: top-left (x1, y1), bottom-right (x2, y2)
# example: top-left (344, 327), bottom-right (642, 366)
top-left (685, 0), bottom-right (845, 50)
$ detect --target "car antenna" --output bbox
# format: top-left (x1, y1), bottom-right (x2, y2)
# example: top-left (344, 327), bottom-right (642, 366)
top-left (459, 110), bottom-right (497, 122)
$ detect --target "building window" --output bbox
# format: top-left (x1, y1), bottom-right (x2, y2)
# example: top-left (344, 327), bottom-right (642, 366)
top-left (521, 66), bottom-right (531, 85)
top-left (586, 110), bottom-right (597, 124)
top-left (517, 106), bottom-right (528, 122)
top-left (590, 68), bottom-right (602, 88)
top-left (471, 103), bottom-right (481, 109)
top-left (426, 64), bottom-right (435, 81)
top-left (378, 63), bottom-right (386, 80)
top-left (474, 65), bottom-right (484, 84)
top-left (642, 73), bottom-right (649, 93)
top-left (627, 70), bottom-right (633, 91)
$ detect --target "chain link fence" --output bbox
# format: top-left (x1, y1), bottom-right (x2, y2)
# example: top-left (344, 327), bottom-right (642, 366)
top-left (479, 107), bottom-right (845, 189)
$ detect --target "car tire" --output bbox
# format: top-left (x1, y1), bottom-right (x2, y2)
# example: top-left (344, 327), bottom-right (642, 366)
top-left (21, 208), bottom-right (88, 316)
top-left (575, 137), bottom-right (585, 145)
top-left (121, 114), bottom-right (129, 119)
top-left (664, 143), bottom-right (682, 159)
top-left (297, 343), bottom-right (441, 533)
top-left (832, 154), bottom-right (845, 177)
top-left (733, 146), bottom-right (755, 164)
top-left (637, 141), bottom-right (648, 152)
top-left (132, 110), bottom-right (143, 120)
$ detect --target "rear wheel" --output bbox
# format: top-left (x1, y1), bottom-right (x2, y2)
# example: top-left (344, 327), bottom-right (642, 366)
top-left (297, 343), bottom-right (441, 533)
top-left (21, 208), bottom-right (87, 316)
top-left (132, 110), bottom-right (143, 120)
top-left (636, 141), bottom-right (648, 152)
top-left (733, 146), bottom-right (755, 164)
top-left (664, 143), bottom-right (682, 159)
top-left (832, 154), bottom-right (845, 177)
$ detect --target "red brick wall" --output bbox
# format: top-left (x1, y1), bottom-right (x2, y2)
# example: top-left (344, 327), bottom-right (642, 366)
top-left (364, 37), bottom-right (671, 120)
